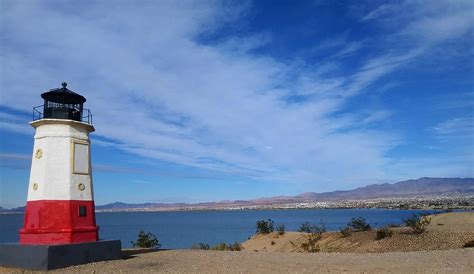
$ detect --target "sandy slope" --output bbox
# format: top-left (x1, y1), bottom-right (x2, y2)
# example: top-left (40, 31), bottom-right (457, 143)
top-left (429, 211), bottom-right (474, 232)
top-left (242, 212), bottom-right (474, 253)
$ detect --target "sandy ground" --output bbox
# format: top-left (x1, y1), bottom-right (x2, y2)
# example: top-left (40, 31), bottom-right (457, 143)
top-left (242, 212), bottom-right (474, 253)
top-left (1, 212), bottom-right (473, 273)
top-left (429, 211), bottom-right (474, 232)
top-left (1, 249), bottom-right (473, 273)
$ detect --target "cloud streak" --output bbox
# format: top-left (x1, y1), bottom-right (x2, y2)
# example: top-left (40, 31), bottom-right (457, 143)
top-left (1, 0), bottom-right (473, 189)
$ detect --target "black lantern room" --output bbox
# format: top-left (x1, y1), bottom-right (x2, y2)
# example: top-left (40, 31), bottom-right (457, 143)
top-left (34, 82), bottom-right (92, 123)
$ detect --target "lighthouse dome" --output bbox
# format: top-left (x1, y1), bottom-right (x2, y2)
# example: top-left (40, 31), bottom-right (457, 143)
top-left (41, 82), bottom-right (86, 104)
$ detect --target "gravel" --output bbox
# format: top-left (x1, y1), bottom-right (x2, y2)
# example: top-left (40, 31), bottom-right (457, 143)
top-left (2, 249), bottom-right (473, 274)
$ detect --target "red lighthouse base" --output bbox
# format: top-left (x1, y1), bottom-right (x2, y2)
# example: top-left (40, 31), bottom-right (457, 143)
top-left (20, 200), bottom-right (99, 245)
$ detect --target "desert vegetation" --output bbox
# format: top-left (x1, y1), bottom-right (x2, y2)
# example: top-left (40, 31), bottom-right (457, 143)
top-left (294, 220), bottom-right (327, 252)
top-left (375, 227), bottom-right (394, 240)
top-left (131, 230), bottom-right (161, 249)
top-left (192, 242), bottom-right (241, 251)
top-left (191, 242), bottom-right (210, 250)
top-left (256, 219), bottom-right (274, 234)
top-left (299, 231), bottom-right (322, 252)
top-left (340, 226), bottom-right (352, 237)
top-left (276, 223), bottom-right (285, 235)
top-left (298, 220), bottom-right (326, 234)
top-left (211, 242), bottom-right (242, 251)
top-left (403, 214), bottom-right (431, 234)
top-left (347, 217), bottom-right (372, 231)
top-left (338, 217), bottom-right (371, 237)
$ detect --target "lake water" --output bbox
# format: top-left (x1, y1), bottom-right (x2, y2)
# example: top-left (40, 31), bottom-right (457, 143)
top-left (0, 209), bottom-right (440, 249)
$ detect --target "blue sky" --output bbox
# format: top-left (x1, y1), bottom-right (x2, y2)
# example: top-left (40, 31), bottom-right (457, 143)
top-left (1, 0), bottom-right (473, 208)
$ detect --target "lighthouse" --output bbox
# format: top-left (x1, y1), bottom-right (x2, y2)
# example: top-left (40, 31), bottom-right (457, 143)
top-left (0, 83), bottom-right (120, 270)
top-left (19, 82), bottom-right (98, 244)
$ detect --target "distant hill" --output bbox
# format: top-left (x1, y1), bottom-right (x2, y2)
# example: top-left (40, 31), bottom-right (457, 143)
top-left (95, 202), bottom-right (190, 210)
top-left (291, 177), bottom-right (474, 201)
top-left (0, 206), bottom-right (25, 213)
top-left (1, 177), bottom-right (472, 212)
top-left (94, 177), bottom-right (474, 210)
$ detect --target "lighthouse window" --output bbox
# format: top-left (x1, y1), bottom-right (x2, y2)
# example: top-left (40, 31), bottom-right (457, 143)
top-left (78, 206), bottom-right (87, 217)
top-left (73, 142), bottom-right (89, 174)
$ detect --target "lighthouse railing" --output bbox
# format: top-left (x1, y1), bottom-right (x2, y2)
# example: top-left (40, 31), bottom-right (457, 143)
top-left (82, 109), bottom-right (93, 124)
top-left (32, 105), bottom-right (93, 124)
top-left (33, 105), bottom-right (43, 121)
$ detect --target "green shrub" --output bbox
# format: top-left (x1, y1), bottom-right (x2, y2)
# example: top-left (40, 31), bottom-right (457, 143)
top-left (229, 242), bottom-right (242, 251)
top-left (297, 221), bottom-right (325, 252)
top-left (276, 224), bottom-right (285, 235)
top-left (340, 226), bottom-right (352, 237)
top-left (348, 217), bottom-right (371, 231)
top-left (298, 222), bottom-right (312, 233)
top-left (211, 242), bottom-right (228, 251)
top-left (375, 227), bottom-right (393, 240)
top-left (131, 230), bottom-right (161, 249)
top-left (403, 214), bottom-right (431, 234)
top-left (256, 219), bottom-right (274, 234)
top-left (191, 242), bottom-right (210, 250)
top-left (463, 240), bottom-right (474, 248)
top-left (300, 232), bottom-right (322, 252)
top-left (210, 242), bottom-right (242, 251)
top-left (298, 220), bottom-right (326, 233)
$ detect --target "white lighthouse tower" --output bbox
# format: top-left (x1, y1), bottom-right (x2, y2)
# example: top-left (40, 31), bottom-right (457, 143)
top-left (0, 83), bottom-right (120, 270)
top-left (20, 82), bottom-right (99, 244)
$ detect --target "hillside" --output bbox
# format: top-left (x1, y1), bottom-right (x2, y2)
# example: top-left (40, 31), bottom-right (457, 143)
top-left (292, 177), bottom-right (474, 201)
top-left (1, 177), bottom-right (472, 212)
top-left (89, 177), bottom-right (474, 211)
top-left (242, 212), bottom-right (474, 253)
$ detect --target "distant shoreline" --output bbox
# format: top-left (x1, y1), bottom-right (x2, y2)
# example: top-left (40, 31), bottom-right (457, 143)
top-left (1, 207), bottom-right (471, 215)
top-left (3, 178), bottom-right (472, 214)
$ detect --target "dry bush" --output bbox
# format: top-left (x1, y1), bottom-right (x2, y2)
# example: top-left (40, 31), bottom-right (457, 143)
top-left (298, 220), bottom-right (326, 233)
top-left (340, 227), bottom-right (352, 237)
top-left (276, 223), bottom-right (286, 235)
top-left (211, 242), bottom-right (242, 251)
top-left (191, 242), bottom-right (210, 250)
top-left (403, 214), bottom-right (431, 234)
top-left (256, 219), bottom-right (274, 234)
top-left (375, 227), bottom-right (394, 240)
top-left (131, 230), bottom-right (161, 249)
top-left (300, 232), bottom-right (322, 253)
top-left (348, 217), bottom-right (371, 231)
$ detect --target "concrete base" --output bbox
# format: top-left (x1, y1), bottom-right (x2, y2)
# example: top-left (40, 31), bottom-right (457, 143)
top-left (0, 240), bottom-right (122, 270)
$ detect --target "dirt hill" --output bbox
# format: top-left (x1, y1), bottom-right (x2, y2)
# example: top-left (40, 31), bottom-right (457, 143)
top-left (242, 212), bottom-right (474, 253)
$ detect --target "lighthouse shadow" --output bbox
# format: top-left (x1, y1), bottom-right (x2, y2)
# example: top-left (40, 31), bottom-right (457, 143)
top-left (122, 248), bottom-right (169, 260)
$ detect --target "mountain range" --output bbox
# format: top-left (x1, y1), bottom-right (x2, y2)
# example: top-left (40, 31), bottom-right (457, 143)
top-left (1, 177), bottom-right (473, 213)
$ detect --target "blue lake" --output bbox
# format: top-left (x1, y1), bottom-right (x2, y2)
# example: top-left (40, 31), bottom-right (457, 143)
top-left (0, 209), bottom-right (441, 249)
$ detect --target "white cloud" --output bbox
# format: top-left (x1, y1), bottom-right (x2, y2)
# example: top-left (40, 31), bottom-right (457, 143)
top-left (361, 4), bottom-right (395, 22)
top-left (433, 117), bottom-right (474, 138)
top-left (330, 41), bottom-right (365, 59)
top-left (1, 0), bottom-right (472, 190)
top-left (0, 111), bottom-right (33, 135)
top-left (0, 153), bottom-right (31, 161)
